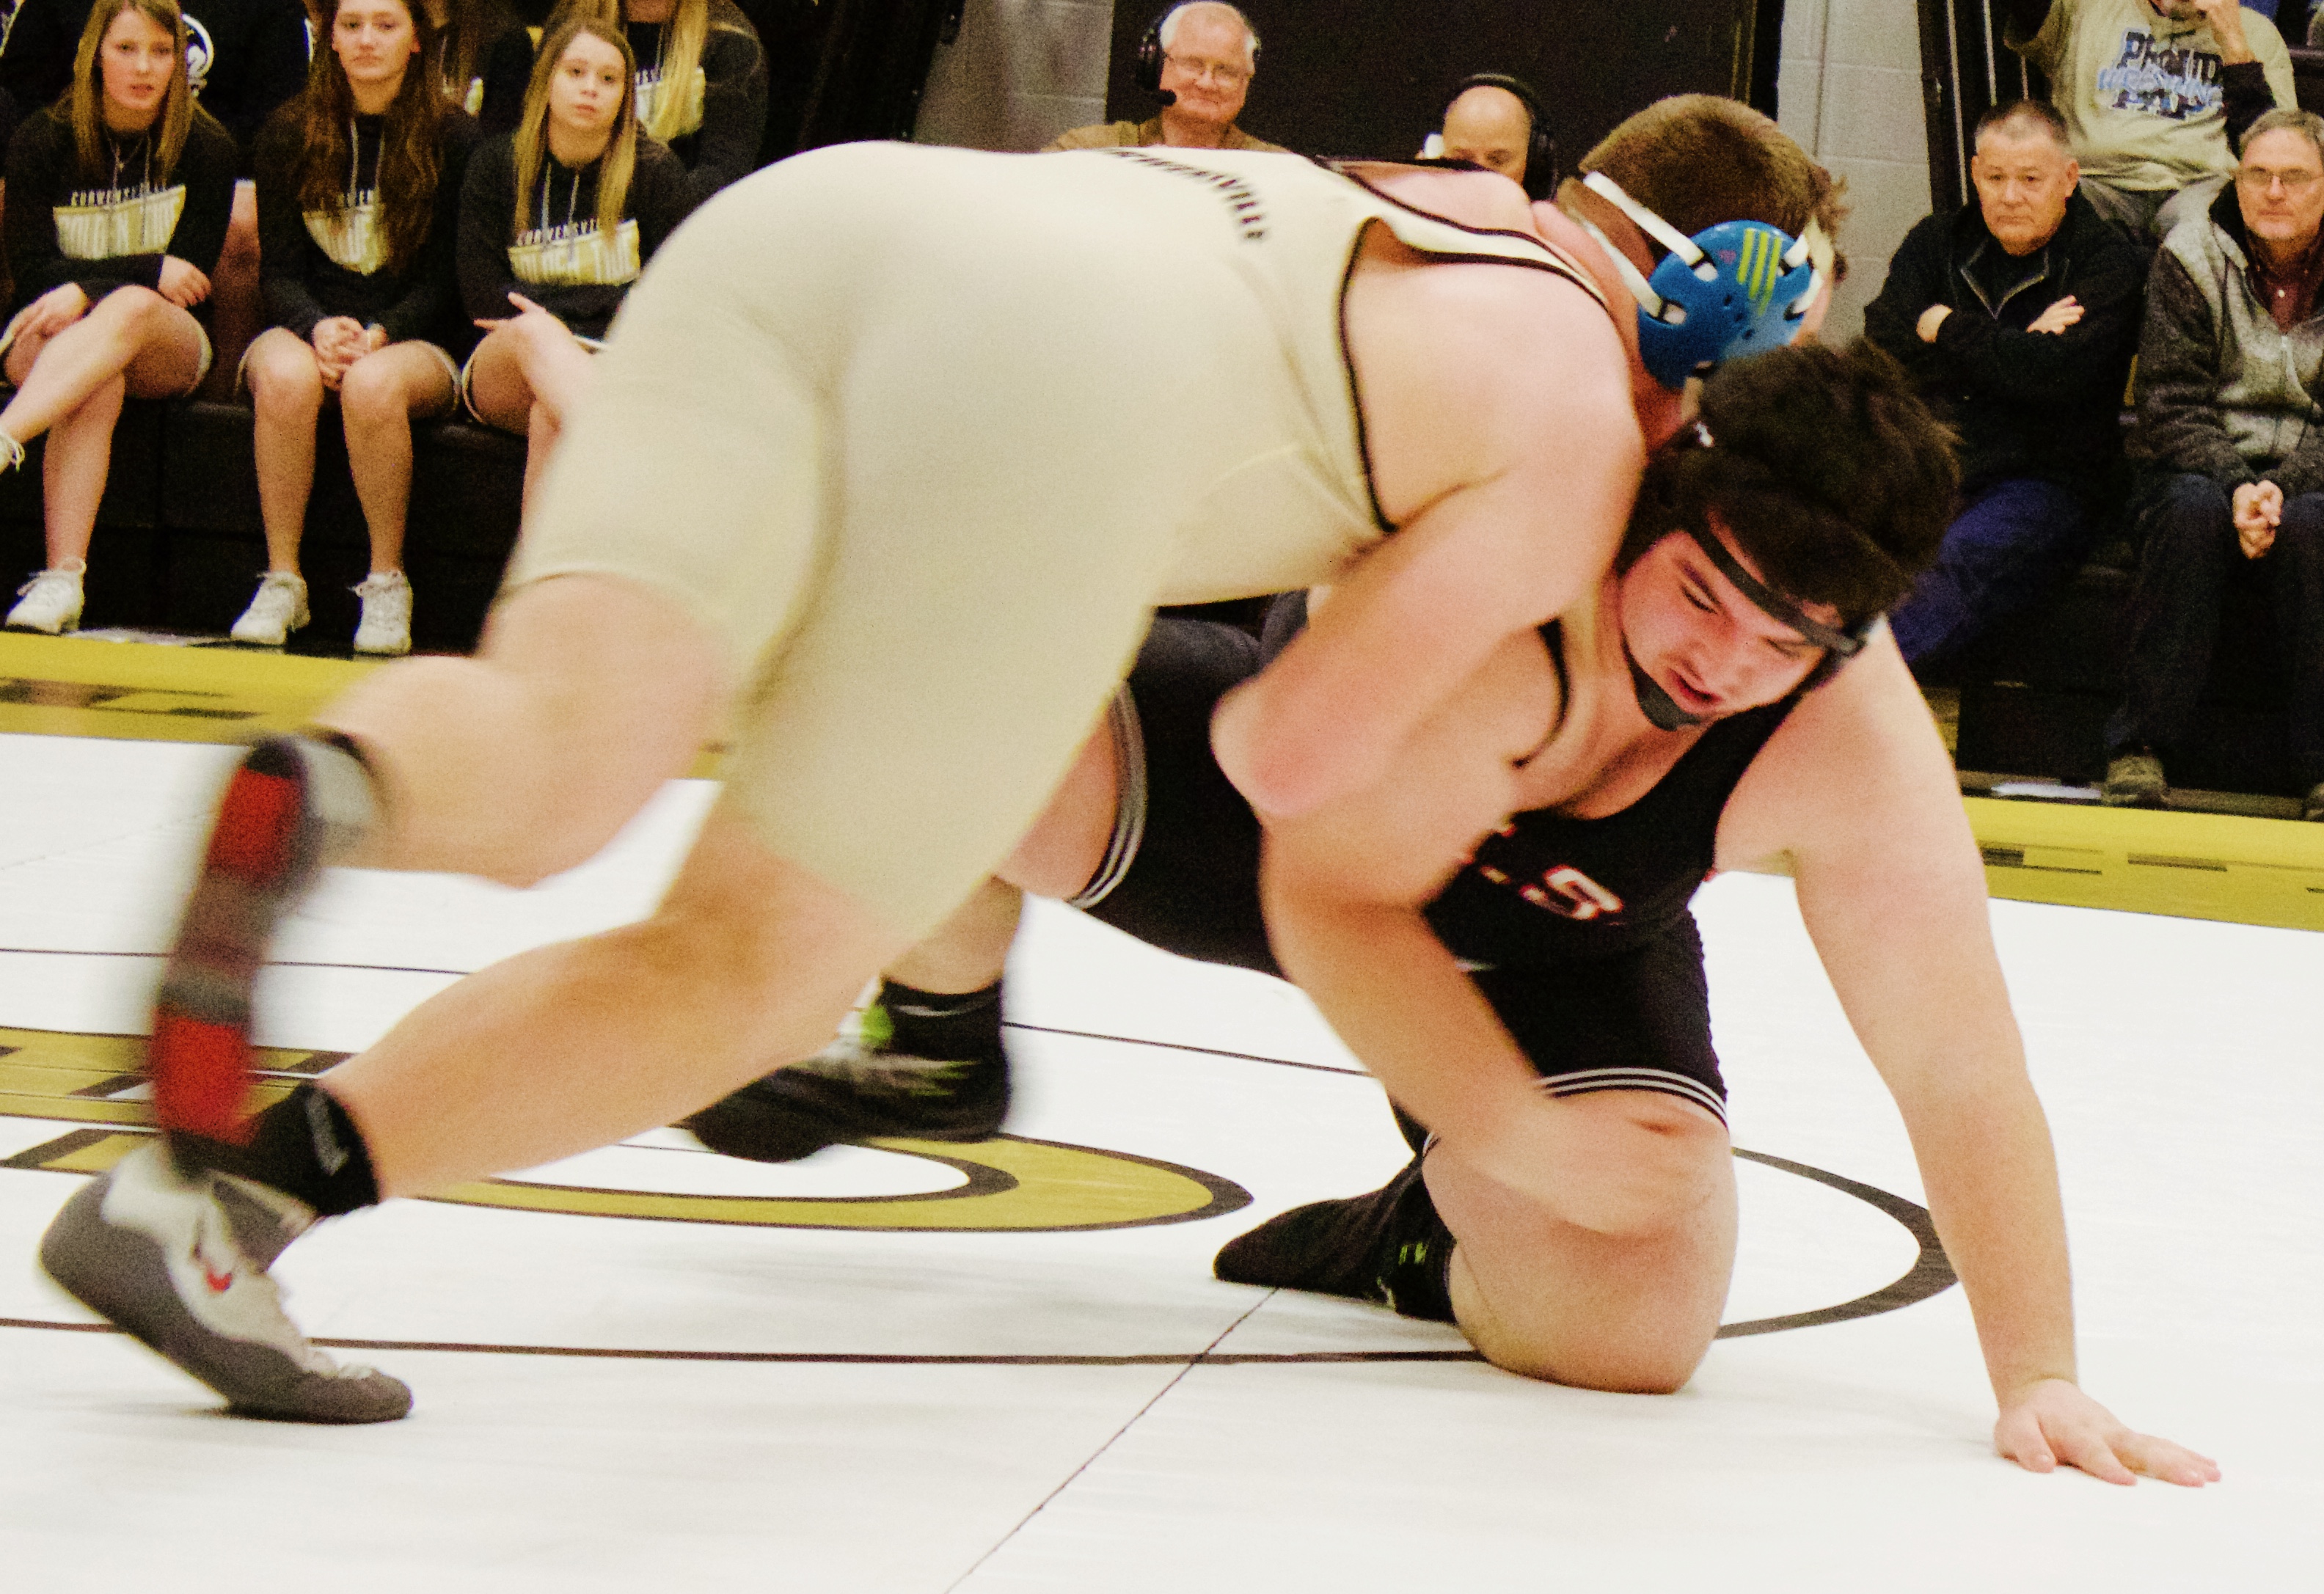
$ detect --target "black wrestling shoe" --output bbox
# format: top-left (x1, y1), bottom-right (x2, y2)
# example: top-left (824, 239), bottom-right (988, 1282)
top-left (682, 989), bottom-right (1011, 1162)
top-left (1213, 1154), bottom-right (1457, 1323)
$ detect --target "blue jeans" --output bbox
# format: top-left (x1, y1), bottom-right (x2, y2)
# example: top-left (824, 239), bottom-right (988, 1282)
top-left (1889, 476), bottom-right (2095, 668)
top-left (2105, 472), bottom-right (2324, 789)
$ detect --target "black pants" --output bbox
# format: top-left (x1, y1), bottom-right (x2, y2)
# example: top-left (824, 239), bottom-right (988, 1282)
top-left (2108, 472), bottom-right (2324, 788)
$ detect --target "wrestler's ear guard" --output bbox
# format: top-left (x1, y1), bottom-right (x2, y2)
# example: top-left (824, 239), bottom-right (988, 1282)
top-left (1576, 172), bottom-right (1828, 390)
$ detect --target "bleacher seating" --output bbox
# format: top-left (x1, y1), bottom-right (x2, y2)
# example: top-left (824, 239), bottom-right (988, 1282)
top-left (0, 401), bottom-right (525, 656)
top-left (1926, 44), bottom-right (2324, 798)
top-left (1940, 525), bottom-right (2291, 793)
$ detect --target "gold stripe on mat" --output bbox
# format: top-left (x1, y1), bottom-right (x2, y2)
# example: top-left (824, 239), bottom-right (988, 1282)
top-left (1967, 798), bottom-right (2324, 932)
top-left (0, 634), bottom-right (376, 745)
top-left (0, 635), bottom-right (726, 775)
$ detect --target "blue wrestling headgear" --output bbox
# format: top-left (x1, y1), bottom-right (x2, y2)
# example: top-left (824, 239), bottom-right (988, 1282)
top-left (1576, 171), bottom-right (1828, 391)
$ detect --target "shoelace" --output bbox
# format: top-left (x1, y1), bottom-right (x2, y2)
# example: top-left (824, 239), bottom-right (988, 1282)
top-left (798, 1040), bottom-right (968, 1090)
top-left (15, 569), bottom-right (75, 599)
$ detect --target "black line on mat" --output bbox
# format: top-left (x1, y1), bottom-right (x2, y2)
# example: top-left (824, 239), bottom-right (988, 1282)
top-left (0, 947), bottom-right (469, 977)
top-left (1002, 1022), bottom-right (1365, 1076)
top-left (940, 1293), bottom-right (1278, 1593)
top-left (0, 1316), bottom-right (1477, 1366)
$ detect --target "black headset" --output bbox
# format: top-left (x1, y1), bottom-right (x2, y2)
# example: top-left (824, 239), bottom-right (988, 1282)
top-left (1135, 8), bottom-right (1172, 94)
top-left (1441, 72), bottom-right (1554, 198)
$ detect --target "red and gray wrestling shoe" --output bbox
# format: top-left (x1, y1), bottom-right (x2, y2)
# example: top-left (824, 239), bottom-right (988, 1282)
top-left (37, 735), bottom-right (403, 1421)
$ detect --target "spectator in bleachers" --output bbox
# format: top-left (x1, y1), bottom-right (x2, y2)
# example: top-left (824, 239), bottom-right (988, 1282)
top-left (2008, 0), bottom-right (2295, 248)
top-left (419, 0), bottom-right (519, 116)
top-left (475, 0), bottom-right (761, 208)
top-left (1046, 3), bottom-right (1283, 154)
top-left (1, 0), bottom-right (312, 398)
top-left (1863, 100), bottom-right (2146, 668)
top-left (0, 0), bottom-right (235, 635)
top-left (233, 0), bottom-right (480, 654)
top-left (2105, 106), bottom-right (2324, 818)
top-left (0, 0), bottom-right (309, 149)
top-left (1422, 74), bottom-right (1550, 200)
top-left (454, 11), bottom-right (685, 510)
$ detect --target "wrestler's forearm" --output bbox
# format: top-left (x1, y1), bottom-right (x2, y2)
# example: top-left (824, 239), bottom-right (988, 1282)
top-left (1897, 1067), bottom-right (2080, 1404)
top-left (1264, 881), bottom-right (1717, 1233)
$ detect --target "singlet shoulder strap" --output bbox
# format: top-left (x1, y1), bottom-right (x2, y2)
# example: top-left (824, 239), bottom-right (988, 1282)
top-left (1322, 159), bottom-right (1609, 315)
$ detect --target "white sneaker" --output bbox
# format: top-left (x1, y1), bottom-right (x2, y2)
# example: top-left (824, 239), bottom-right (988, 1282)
top-left (6, 561), bottom-right (84, 634)
top-left (351, 571), bottom-right (412, 656)
top-left (229, 571), bottom-right (310, 646)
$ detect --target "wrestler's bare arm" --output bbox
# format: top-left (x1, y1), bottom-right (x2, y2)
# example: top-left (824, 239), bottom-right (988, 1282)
top-left (1215, 268), bottom-right (1640, 819)
top-left (1254, 631), bottom-right (1725, 1231)
top-left (1719, 636), bottom-right (2221, 1486)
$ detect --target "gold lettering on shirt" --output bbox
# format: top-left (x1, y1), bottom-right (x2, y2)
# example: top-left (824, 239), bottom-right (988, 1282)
top-left (54, 184), bottom-right (187, 260)
top-left (303, 191), bottom-right (390, 276)
top-left (508, 217), bottom-right (640, 287)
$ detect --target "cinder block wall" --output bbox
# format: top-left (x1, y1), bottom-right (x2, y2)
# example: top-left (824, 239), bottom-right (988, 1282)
top-left (1779, 0), bottom-right (1934, 342)
top-left (915, 0), bottom-right (1117, 150)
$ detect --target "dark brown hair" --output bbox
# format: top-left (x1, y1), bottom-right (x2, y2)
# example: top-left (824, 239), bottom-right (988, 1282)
top-left (1618, 340), bottom-right (1960, 625)
top-left (296, 0), bottom-right (447, 276)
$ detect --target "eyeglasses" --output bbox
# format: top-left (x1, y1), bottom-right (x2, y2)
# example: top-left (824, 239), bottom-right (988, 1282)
top-left (2237, 167), bottom-right (2323, 195)
top-left (1163, 52), bottom-right (1249, 89)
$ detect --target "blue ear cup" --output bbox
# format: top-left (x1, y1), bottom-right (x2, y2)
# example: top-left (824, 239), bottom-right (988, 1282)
top-left (1633, 219), bottom-right (1820, 388)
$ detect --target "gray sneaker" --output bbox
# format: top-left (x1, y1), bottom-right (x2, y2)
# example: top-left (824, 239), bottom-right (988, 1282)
top-left (38, 1141), bottom-right (411, 1422)
top-left (2101, 751), bottom-right (2166, 808)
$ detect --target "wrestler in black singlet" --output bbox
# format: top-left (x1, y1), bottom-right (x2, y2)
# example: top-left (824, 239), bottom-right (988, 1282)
top-left (1075, 599), bottom-right (1804, 1124)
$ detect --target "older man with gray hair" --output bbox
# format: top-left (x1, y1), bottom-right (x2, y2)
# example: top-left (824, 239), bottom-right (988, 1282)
top-left (2106, 106), bottom-right (2324, 817)
top-left (1048, 3), bottom-right (1286, 153)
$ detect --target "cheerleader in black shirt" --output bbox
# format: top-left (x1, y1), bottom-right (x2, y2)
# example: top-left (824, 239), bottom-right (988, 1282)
top-left (237, 0), bottom-right (481, 654)
top-left (0, 0), bottom-right (234, 634)
top-left (456, 12), bottom-right (684, 509)
top-left (477, 0), bottom-right (762, 208)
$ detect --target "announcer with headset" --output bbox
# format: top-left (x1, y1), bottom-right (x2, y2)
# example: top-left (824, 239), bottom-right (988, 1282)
top-left (1047, 1), bottom-right (1287, 153)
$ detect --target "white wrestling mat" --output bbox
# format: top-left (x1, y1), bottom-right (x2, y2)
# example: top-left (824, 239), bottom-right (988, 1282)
top-left (0, 731), bottom-right (2314, 1592)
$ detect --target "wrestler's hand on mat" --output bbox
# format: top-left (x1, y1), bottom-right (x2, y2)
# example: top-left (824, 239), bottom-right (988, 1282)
top-left (1993, 1378), bottom-right (2221, 1486)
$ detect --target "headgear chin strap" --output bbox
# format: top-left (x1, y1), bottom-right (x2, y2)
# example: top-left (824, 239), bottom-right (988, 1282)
top-left (1626, 646), bottom-right (1705, 731)
top-left (1575, 171), bottom-right (1828, 390)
